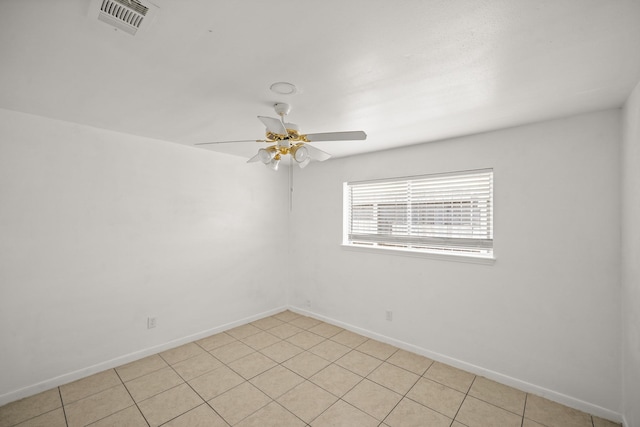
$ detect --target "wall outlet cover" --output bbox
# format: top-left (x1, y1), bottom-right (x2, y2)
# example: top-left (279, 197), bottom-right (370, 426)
top-left (147, 317), bottom-right (157, 329)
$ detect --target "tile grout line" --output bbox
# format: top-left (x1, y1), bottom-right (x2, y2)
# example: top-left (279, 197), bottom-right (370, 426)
top-left (425, 366), bottom-right (530, 423)
top-left (287, 321), bottom-right (421, 425)
top-left (58, 387), bottom-right (69, 427)
top-left (457, 374), bottom-right (535, 425)
top-left (377, 347), bottom-right (424, 426)
top-left (521, 393), bottom-right (528, 427)
top-left (207, 314), bottom-right (306, 424)
top-left (128, 348), bottom-right (226, 424)
top-left (196, 315), bottom-right (310, 426)
top-left (117, 355), bottom-right (169, 384)
top-left (302, 356), bottom-right (369, 425)
top-left (259, 316), bottom-right (344, 426)
top-left (5, 394), bottom-right (70, 427)
top-left (59, 373), bottom-right (135, 427)
top-left (451, 374), bottom-right (476, 426)
top-left (306, 342), bottom-right (426, 425)
top-left (404, 359), bottom-right (469, 424)
top-left (158, 354), bottom-right (229, 426)
top-left (142, 349), bottom-right (236, 426)
top-left (274, 400), bottom-right (310, 427)
top-left (113, 367), bottom-right (151, 427)
top-left (57, 371), bottom-right (122, 406)
top-left (254, 314), bottom-right (367, 425)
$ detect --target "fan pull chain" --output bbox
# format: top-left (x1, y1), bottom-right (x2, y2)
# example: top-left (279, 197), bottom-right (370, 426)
top-left (289, 156), bottom-right (294, 211)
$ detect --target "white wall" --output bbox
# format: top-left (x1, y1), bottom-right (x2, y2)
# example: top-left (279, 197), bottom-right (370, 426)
top-left (622, 82), bottom-right (640, 427)
top-left (0, 109), bottom-right (288, 404)
top-left (0, 106), bottom-right (629, 421)
top-left (289, 110), bottom-right (622, 417)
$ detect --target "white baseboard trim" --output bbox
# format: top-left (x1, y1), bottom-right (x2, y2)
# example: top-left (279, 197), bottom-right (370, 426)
top-left (289, 306), bottom-right (624, 424)
top-left (0, 306), bottom-right (287, 407)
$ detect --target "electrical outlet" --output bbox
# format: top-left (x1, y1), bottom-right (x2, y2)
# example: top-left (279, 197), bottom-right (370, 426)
top-left (306, 299), bottom-right (311, 308)
top-left (147, 317), bottom-right (157, 329)
top-left (386, 310), bottom-right (393, 321)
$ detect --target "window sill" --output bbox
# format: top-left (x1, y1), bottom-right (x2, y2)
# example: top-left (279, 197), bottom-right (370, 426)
top-left (341, 244), bottom-right (496, 265)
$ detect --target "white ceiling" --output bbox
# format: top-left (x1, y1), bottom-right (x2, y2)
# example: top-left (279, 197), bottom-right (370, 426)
top-left (1, 0), bottom-right (639, 159)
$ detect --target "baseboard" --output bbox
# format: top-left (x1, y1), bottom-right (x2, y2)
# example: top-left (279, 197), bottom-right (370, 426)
top-left (0, 306), bottom-right (287, 407)
top-left (289, 306), bottom-right (624, 424)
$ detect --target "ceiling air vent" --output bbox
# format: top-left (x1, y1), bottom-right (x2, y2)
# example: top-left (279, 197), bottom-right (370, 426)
top-left (91, 0), bottom-right (157, 35)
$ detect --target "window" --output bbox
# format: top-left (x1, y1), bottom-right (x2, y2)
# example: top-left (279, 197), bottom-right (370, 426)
top-left (343, 169), bottom-right (493, 259)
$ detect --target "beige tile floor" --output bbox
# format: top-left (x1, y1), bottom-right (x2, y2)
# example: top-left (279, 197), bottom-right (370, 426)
top-left (0, 310), bottom-right (622, 427)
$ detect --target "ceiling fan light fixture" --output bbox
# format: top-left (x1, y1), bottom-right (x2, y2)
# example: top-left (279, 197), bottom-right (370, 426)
top-left (258, 147), bottom-right (275, 164)
top-left (268, 157), bottom-right (280, 171)
top-left (292, 145), bottom-right (309, 162)
top-left (291, 145), bottom-right (311, 168)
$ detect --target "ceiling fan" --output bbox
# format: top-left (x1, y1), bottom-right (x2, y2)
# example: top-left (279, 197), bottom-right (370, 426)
top-left (195, 103), bottom-right (367, 170)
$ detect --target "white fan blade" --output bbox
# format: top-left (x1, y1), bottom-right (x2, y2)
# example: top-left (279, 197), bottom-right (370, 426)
top-left (247, 152), bottom-right (261, 163)
top-left (306, 144), bottom-right (332, 162)
top-left (258, 116), bottom-right (288, 135)
top-left (195, 140), bottom-right (262, 145)
top-left (304, 130), bottom-right (367, 142)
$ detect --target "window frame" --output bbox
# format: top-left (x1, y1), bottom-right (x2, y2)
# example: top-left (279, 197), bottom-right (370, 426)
top-left (342, 168), bottom-right (495, 263)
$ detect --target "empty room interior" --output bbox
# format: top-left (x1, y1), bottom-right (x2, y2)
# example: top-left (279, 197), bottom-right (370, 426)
top-left (1, 1), bottom-right (640, 427)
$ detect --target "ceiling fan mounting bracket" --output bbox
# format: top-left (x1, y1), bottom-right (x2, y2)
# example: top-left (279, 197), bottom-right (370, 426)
top-left (274, 103), bottom-right (291, 117)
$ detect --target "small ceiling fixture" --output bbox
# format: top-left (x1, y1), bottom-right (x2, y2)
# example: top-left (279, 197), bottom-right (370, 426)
top-left (270, 82), bottom-right (298, 96)
top-left (195, 103), bottom-right (367, 170)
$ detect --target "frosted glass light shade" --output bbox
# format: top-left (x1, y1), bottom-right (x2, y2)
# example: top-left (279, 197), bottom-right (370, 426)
top-left (258, 148), bottom-right (274, 164)
top-left (268, 158), bottom-right (280, 171)
top-left (295, 146), bottom-right (309, 161)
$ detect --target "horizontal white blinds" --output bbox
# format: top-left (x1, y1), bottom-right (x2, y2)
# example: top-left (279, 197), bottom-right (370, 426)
top-left (346, 169), bottom-right (493, 254)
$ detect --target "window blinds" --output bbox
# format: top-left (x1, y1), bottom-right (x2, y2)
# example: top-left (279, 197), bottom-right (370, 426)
top-left (345, 169), bottom-right (493, 256)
